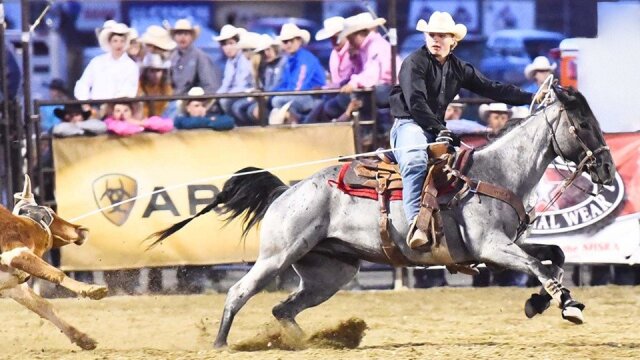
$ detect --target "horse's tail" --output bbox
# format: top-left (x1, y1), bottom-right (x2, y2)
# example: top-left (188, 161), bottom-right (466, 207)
top-left (146, 167), bottom-right (288, 249)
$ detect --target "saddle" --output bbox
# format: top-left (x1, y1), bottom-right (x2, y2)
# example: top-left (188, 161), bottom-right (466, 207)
top-left (343, 143), bottom-right (475, 267)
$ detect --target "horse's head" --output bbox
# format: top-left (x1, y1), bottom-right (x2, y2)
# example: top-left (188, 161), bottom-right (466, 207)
top-left (550, 85), bottom-right (615, 185)
top-left (13, 175), bottom-right (89, 248)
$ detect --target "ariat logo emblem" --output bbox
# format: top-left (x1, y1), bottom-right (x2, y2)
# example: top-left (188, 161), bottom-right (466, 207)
top-left (92, 174), bottom-right (138, 226)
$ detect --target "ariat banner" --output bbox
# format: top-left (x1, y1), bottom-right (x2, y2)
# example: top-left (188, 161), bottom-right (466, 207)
top-left (54, 125), bottom-right (355, 271)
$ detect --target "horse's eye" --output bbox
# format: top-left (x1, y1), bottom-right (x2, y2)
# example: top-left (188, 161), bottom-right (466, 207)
top-left (579, 122), bottom-right (590, 129)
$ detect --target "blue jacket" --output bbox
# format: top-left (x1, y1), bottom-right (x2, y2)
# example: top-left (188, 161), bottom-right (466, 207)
top-left (174, 115), bottom-right (235, 131)
top-left (274, 48), bottom-right (325, 91)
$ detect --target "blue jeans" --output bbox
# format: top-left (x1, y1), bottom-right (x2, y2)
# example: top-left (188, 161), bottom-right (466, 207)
top-left (390, 118), bottom-right (435, 223)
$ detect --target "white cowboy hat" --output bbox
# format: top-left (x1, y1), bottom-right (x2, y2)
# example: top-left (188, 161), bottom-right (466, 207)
top-left (140, 25), bottom-right (177, 51)
top-left (416, 11), bottom-right (467, 41)
top-left (524, 56), bottom-right (558, 79)
top-left (178, 87), bottom-right (215, 114)
top-left (141, 53), bottom-right (170, 69)
top-left (237, 31), bottom-right (262, 50)
top-left (97, 22), bottom-right (132, 52)
top-left (253, 34), bottom-right (281, 53)
top-left (268, 101), bottom-right (293, 125)
top-left (277, 23), bottom-right (311, 44)
top-left (214, 24), bottom-right (247, 42)
top-left (94, 19), bottom-right (118, 40)
top-left (315, 16), bottom-right (345, 41)
top-left (168, 19), bottom-right (201, 38)
top-left (479, 103), bottom-right (511, 118)
top-left (340, 13), bottom-right (386, 40)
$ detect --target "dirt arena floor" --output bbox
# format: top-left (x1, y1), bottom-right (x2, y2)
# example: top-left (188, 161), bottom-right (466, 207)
top-left (2, 286), bottom-right (640, 359)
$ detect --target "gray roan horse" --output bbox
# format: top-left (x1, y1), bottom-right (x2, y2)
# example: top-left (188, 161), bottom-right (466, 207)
top-left (149, 85), bottom-right (615, 348)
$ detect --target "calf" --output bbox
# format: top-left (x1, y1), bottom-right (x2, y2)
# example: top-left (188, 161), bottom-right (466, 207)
top-left (0, 175), bottom-right (108, 350)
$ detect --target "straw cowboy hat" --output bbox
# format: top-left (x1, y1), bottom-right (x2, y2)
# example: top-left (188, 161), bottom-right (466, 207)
top-left (524, 56), bottom-right (557, 79)
top-left (416, 11), bottom-right (467, 41)
top-left (140, 25), bottom-right (177, 51)
top-left (168, 19), bottom-right (201, 38)
top-left (141, 53), bottom-right (170, 69)
top-left (277, 23), bottom-right (311, 44)
top-left (97, 22), bottom-right (132, 52)
top-left (214, 24), bottom-right (247, 42)
top-left (340, 13), bottom-right (386, 40)
top-left (315, 16), bottom-right (345, 41)
top-left (180, 87), bottom-right (215, 114)
top-left (238, 31), bottom-right (262, 50)
top-left (53, 104), bottom-right (91, 121)
top-left (479, 103), bottom-right (511, 119)
top-left (253, 34), bottom-right (281, 53)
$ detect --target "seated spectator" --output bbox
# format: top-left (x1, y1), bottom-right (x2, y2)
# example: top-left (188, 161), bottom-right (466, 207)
top-left (479, 102), bottom-right (511, 133)
top-left (445, 95), bottom-right (489, 135)
top-left (138, 54), bottom-right (173, 117)
top-left (139, 25), bottom-right (177, 60)
top-left (40, 79), bottom-right (73, 133)
top-left (105, 102), bottom-right (173, 136)
top-left (213, 25), bottom-right (254, 119)
top-left (316, 16), bottom-right (358, 88)
top-left (323, 13), bottom-right (393, 122)
top-left (169, 19), bottom-right (220, 95)
top-left (52, 104), bottom-right (107, 137)
top-left (127, 28), bottom-right (144, 65)
top-left (523, 56), bottom-right (557, 93)
top-left (237, 35), bottom-right (287, 125)
top-left (174, 87), bottom-right (234, 131)
top-left (75, 22), bottom-right (139, 100)
top-left (270, 23), bottom-right (326, 124)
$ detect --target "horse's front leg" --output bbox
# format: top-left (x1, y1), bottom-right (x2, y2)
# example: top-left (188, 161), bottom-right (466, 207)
top-left (0, 247), bottom-right (107, 300)
top-left (1, 283), bottom-right (98, 350)
top-left (477, 233), bottom-right (585, 324)
top-left (520, 244), bottom-right (566, 318)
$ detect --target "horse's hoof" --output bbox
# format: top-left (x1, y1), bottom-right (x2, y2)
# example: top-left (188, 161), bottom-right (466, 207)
top-left (524, 293), bottom-right (550, 318)
top-left (213, 340), bottom-right (227, 349)
top-left (74, 334), bottom-right (97, 350)
top-left (562, 306), bottom-right (584, 324)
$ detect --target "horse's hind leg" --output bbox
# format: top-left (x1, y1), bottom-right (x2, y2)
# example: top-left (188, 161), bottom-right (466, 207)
top-left (272, 252), bottom-right (360, 333)
top-left (479, 235), bottom-right (585, 324)
top-left (520, 244), bottom-right (566, 318)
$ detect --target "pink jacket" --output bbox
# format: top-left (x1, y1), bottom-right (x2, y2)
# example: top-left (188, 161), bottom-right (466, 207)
top-left (329, 42), bottom-right (357, 85)
top-left (348, 31), bottom-right (393, 88)
top-left (105, 116), bottom-right (173, 136)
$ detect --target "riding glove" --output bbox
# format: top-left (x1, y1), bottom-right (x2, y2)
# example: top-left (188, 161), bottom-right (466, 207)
top-left (435, 129), bottom-right (460, 146)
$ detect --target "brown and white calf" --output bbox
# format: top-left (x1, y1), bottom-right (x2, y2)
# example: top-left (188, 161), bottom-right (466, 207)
top-left (0, 175), bottom-right (108, 350)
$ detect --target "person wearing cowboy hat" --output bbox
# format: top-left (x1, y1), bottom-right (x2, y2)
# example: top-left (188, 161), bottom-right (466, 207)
top-left (316, 16), bottom-right (356, 87)
top-left (523, 56), bottom-right (557, 93)
top-left (51, 104), bottom-right (106, 137)
top-left (168, 18), bottom-right (220, 95)
top-left (174, 87), bottom-right (235, 131)
top-left (322, 12), bottom-right (393, 122)
top-left (478, 102), bottom-right (512, 133)
top-left (389, 11), bottom-right (543, 250)
top-left (269, 23), bottom-right (325, 124)
top-left (214, 24), bottom-right (255, 118)
top-left (138, 54), bottom-right (173, 118)
top-left (140, 25), bottom-right (177, 60)
top-left (445, 95), bottom-right (490, 135)
top-left (39, 79), bottom-right (73, 133)
top-left (74, 22), bottom-right (139, 100)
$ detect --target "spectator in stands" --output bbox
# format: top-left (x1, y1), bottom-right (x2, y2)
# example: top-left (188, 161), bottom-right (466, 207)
top-left (234, 35), bottom-right (287, 125)
top-left (104, 102), bottom-right (173, 136)
top-left (138, 54), bottom-right (173, 117)
top-left (127, 28), bottom-right (144, 65)
top-left (323, 13), bottom-right (393, 122)
top-left (479, 103), bottom-right (511, 133)
top-left (52, 104), bottom-right (107, 137)
top-left (213, 25), bottom-right (254, 118)
top-left (445, 95), bottom-right (489, 135)
top-left (523, 56), bottom-right (557, 94)
top-left (174, 87), bottom-right (234, 130)
top-left (75, 22), bottom-right (139, 100)
top-left (269, 23), bottom-right (326, 124)
top-left (40, 79), bottom-right (73, 133)
top-left (317, 16), bottom-right (357, 87)
top-left (169, 19), bottom-right (220, 95)
top-left (139, 25), bottom-right (177, 60)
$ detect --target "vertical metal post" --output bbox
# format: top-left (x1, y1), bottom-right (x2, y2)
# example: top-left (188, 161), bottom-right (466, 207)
top-left (0, 0), bottom-right (14, 202)
top-left (33, 103), bottom-right (45, 202)
top-left (20, 0), bottom-right (33, 185)
top-left (388, 0), bottom-right (398, 85)
top-left (257, 95), bottom-right (267, 126)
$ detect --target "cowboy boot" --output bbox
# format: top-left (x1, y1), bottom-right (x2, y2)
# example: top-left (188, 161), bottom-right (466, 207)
top-left (407, 217), bottom-right (430, 250)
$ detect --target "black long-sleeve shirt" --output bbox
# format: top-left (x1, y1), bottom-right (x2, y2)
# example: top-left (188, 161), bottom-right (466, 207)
top-left (389, 46), bottom-right (534, 134)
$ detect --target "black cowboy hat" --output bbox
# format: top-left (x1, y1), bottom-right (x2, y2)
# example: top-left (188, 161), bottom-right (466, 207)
top-left (53, 104), bottom-right (91, 121)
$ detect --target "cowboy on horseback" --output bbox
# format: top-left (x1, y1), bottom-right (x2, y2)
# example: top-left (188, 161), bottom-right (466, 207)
top-left (389, 11), bottom-right (546, 250)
